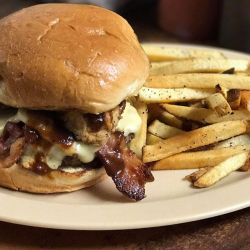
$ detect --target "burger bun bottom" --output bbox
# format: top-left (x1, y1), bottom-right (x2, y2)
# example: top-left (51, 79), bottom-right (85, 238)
top-left (0, 164), bottom-right (107, 193)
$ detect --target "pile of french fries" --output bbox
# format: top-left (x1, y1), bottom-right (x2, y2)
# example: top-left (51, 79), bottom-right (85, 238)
top-left (131, 44), bottom-right (250, 188)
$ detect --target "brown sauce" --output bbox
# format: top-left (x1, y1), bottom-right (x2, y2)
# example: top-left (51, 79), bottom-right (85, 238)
top-left (83, 100), bottom-right (126, 133)
top-left (30, 151), bottom-right (51, 175)
top-left (26, 111), bottom-right (74, 149)
top-left (23, 125), bottom-right (39, 145)
top-left (119, 100), bottom-right (126, 114)
top-left (83, 113), bottom-right (105, 132)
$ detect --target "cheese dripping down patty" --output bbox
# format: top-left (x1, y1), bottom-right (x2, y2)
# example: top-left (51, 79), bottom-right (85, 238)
top-left (0, 102), bottom-right (142, 171)
top-left (116, 102), bottom-right (142, 136)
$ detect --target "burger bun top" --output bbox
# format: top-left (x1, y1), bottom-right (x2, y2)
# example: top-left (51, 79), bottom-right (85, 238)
top-left (0, 4), bottom-right (149, 113)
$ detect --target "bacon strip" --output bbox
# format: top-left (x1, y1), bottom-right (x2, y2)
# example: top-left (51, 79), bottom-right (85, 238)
top-left (0, 122), bottom-right (39, 168)
top-left (97, 131), bottom-right (154, 201)
top-left (0, 120), bottom-right (154, 201)
top-left (0, 122), bottom-right (24, 157)
top-left (3, 137), bottom-right (25, 168)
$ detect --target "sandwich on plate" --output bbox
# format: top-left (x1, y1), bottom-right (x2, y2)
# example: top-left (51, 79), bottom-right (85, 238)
top-left (0, 4), bottom-right (154, 201)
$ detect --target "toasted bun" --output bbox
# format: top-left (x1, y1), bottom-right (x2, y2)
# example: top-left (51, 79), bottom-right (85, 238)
top-left (0, 4), bottom-right (149, 113)
top-left (0, 164), bottom-right (107, 193)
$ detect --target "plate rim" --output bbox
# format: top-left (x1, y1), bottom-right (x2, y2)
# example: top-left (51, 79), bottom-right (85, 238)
top-left (1, 43), bottom-right (250, 230)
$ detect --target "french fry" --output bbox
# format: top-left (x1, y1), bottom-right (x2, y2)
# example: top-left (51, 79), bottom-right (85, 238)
top-left (130, 101), bottom-right (148, 159)
top-left (215, 84), bottom-right (228, 99)
top-left (141, 46), bottom-right (250, 188)
top-left (188, 100), bottom-right (206, 108)
top-left (158, 111), bottom-right (183, 129)
top-left (182, 121), bottom-right (202, 131)
top-left (150, 62), bottom-right (172, 71)
top-left (142, 45), bottom-right (225, 62)
top-left (240, 157), bottom-right (250, 171)
top-left (146, 133), bottom-right (162, 145)
top-left (222, 68), bottom-right (235, 74)
top-left (152, 144), bottom-right (250, 170)
top-left (227, 89), bottom-right (241, 109)
top-left (138, 87), bottom-right (215, 103)
top-left (205, 93), bottom-right (232, 117)
top-left (145, 74), bottom-right (250, 90)
top-left (246, 122), bottom-right (250, 135)
top-left (147, 103), bottom-right (163, 123)
top-left (143, 120), bottom-right (247, 163)
top-left (149, 59), bottom-right (250, 76)
top-left (160, 104), bottom-right (250, 124)
top-left (193, 152), bottom-right (250, 187)
top-left (148, 120), bottom-right (185, 139)
top-left (241, 90), bottom-right (250, 111)
top-left (185, 167), bottom-right (213, 182)
top-left (213, 135), bottom-right (250, 149)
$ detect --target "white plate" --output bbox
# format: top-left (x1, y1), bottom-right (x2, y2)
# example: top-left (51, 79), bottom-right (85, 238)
top-left (1, 44), bottom-right (250, 230)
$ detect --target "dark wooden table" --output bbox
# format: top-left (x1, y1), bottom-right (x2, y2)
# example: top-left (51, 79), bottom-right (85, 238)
top-left (1, 1), bottom-right (250, 250)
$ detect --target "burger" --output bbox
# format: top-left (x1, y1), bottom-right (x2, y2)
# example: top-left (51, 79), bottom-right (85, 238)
top-left (0, 4), bottom-right (154, 200)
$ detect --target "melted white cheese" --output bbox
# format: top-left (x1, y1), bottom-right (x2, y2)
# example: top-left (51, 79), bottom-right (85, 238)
top-left (1, 103), bottom-right (142, 170)
top-left (20, 145), bottom-right (37, 169)
top-left (0, 109), bottom-right (30, 136)
top-left (116, 102), bottom-right (142, 136)
top-left (8, 109), bottom-right (28, 123)
top-left (45, 145), bottom-right (67, 170)
top-left (21, 142), bottom-right (100, 170)
top-left (45, 142), bottom-right (100, 170)
top-left (72, 141), bottom-right (99, 163)
top-left (0, 109), bottom-right (99, 170)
